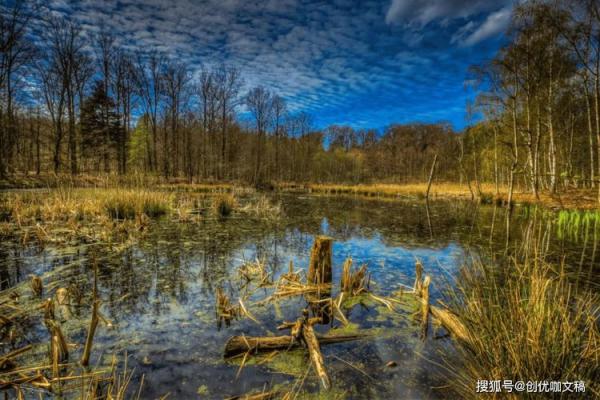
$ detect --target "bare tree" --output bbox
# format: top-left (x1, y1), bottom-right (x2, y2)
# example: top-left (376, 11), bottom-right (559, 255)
top-left (136, 52), bottom-right (164, 173)
top-left (113, 50), bottom-right (137, 174)
top-left (0, 0), bottom-right (37, 176)
top-left (271, 94), bottom-right (286, 180)
top-left (45, 16), bottom-right (88, 175)
top-left (246, 86), bottom-right (273, 184)
top-left (214, 66), bottom-right (242, 179)
top-left (161, 60), bottom-right (190, 178)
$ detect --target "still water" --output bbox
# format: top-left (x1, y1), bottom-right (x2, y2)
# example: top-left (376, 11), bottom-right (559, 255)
top-left (0, 194), bottom-right (597, 399)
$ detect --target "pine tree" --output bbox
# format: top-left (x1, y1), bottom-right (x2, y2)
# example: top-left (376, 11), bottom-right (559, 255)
top-left (80, 80), bottom-right (123, 171)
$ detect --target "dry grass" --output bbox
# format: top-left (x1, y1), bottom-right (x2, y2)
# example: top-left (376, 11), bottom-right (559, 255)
top-left (0, 188), bottom-right (173, 245)
top-left (240, 195), bottom-right (282, 219)
top-left (212, 193), bottom-right (237, 217)
top-left (277, 182), bottom-right (600, 209)
top-left (444, 257), bottom-right (600, 398)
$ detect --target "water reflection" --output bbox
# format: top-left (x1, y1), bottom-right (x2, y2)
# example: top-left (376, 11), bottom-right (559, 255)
top-left (0, 194), bottom-right (598, 399)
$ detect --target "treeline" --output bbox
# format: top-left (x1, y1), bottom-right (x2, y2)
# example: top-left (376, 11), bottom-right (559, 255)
top-left (7, 0), bottom-right (597, 195)
top-left (0, 1), bottom-right (460, 185)
top-left (465, 0), bottom-right (600, 201)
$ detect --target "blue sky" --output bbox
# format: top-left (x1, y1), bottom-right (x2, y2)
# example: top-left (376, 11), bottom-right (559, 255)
top-left (47, 0), bottom-right (514, 131)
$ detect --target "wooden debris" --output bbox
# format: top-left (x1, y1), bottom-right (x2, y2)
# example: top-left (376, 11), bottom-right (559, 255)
top-left (238, 259), bottom-right (272, 286)
top-left (55, 287), bottom-right (72, 321)
top-left (272, 281), bottom-right (331, 299)
top-left (216, 287), bottom-right (239, 328)
top-left (412, 262), bottom-right (472, 346)
top-left (301, 315), bottom-right (330, 390)
top-left (0, 345), bottom-right (32, 371)
top-left (307, 236), bottom-right (332, 285)
top-left (223, 333), bottom-right (364, 358)
top-left (281, 260), bottom-right (300, 282)
top-left (340, 258), bottom-right (368, 296)
top-left (29, 275), bottom-right (42, 298)
top-left (45, 319), bottom-right (69, 379)
top-left (414, 260), bottom-right (423, 294)
top-left (81, 299), bottom-right (100, 367)
top-left (277, 309), bottom-right (330, 390)
top-left (420, 275), bottom-right (431, 339)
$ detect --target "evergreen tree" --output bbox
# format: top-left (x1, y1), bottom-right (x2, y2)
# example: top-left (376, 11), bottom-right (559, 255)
top-left (80, 80), bottom-right (123, 171)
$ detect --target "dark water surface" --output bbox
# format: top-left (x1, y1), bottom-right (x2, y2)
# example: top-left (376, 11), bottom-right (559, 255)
top-left (0, 194), bottom-right (597, 399)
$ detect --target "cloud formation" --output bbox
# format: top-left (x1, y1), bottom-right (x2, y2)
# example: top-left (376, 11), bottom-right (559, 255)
top-left (44, 0), bottom-right (509, 130)
top-left (385, 0), bottom-right (510, 26)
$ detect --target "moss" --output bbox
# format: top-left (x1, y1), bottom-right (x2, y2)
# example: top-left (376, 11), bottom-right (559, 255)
top-left (229, 349), bottom-right (308, 377)
top-left (197, 385), bottom-right (209, 396)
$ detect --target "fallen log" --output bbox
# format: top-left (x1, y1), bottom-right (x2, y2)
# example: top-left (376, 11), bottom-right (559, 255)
top-left (302, 317), bottom-right (331, 390)
top-left (224, 332), bottom-right (365, 358)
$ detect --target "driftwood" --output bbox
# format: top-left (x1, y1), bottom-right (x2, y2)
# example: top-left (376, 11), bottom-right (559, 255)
top-left (306, 237), bottom-right (333, 325)
top-left (277, 310), bottom-right (331, 390)
top-left (412, 262), bottom-right (472, 345)
top-left (224, 332), bottom-right (364, 358)
top-left (302, 316), bottom-right (331, 390)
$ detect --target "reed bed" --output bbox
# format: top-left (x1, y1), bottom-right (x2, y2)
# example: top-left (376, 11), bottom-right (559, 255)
top-left (277, 182), bottom-right (600, 209)
top-left (0, 188), bottom-right (175, 245)
top-left (443, 256), bottom-right (600, 398)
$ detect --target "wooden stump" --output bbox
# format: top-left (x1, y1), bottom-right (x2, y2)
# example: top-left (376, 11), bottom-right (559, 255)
top-left (307, 236), bottom-right (332, 285)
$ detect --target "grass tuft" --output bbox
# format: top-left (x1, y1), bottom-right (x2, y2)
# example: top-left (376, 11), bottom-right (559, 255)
top-left (212, 193), bottom-right (236, 217)
top-left (444, 257), bottom-right (600, 398)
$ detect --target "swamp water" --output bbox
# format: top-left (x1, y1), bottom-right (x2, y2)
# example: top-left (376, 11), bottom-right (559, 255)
top-left (0, 194), bottom-right (598, 399)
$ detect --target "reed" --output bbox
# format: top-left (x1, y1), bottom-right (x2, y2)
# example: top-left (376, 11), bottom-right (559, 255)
top-left (443, 257), bottom-right (600, 398)
top-left (212, 193), bottom-right (237, 217)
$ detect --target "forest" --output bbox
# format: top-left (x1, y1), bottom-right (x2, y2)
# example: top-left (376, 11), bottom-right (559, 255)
top-left (0, 1), bottom-right (599, 399)
top-left (0, 0), bottom-right (597, 197)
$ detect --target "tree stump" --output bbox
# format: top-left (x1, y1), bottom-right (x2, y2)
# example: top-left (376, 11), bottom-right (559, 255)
top-left (307, 236), bottom-right (332, 285)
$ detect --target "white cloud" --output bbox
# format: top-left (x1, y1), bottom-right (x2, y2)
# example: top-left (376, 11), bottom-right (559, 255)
top-left (459, 7), bottom-right (512, 46)
top-left (385, 0), bottom-right (510, 26)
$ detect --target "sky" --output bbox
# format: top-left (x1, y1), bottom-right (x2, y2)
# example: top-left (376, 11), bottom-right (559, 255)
top-left (46, 0), bottom-right (514, 131)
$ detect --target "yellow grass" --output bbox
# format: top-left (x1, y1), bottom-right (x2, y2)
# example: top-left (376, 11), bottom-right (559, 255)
top-left (277, 182), bottom-right (599, 210)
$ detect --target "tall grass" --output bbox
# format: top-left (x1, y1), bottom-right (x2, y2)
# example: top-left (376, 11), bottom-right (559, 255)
top-left (2, 188), bottom-right (172, 223)
top-left (212, 193), bottom-right (237, 217)
top-left (103, 190), bottom-right (170, 219)
top-left (444, 256), bottom-right (600, 398)
top-left (556, 209), bottom-right (600, 241)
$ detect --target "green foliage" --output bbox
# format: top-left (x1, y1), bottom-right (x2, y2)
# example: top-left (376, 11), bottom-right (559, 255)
top-left (129, 116), bottom-right (151, 172)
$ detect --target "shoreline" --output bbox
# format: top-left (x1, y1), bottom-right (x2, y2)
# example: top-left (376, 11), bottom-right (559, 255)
top-left (1, 174), bottom-right (597, 210)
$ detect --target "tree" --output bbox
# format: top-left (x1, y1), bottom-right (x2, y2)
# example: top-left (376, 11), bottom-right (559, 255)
top-left (45, 16), bottom-right (89, 175)
top-left (80, 80), bottom-right (122, 171)
top-left (0, 0), bottom-right (37, 176)
top-left (245, 86), bottom-right (273, 184)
